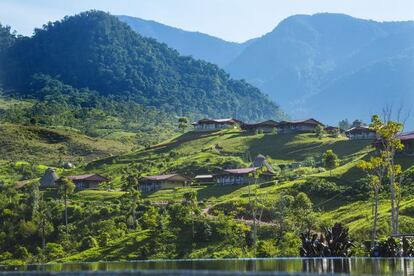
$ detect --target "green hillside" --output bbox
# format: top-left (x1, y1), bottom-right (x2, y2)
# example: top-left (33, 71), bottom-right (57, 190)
top-left (1, 127), bottom-right (414, 264)
top-left (0, 123), bottom-right (133, 185)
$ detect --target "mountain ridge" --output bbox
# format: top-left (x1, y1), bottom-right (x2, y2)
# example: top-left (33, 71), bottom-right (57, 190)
top-left (117, 15), bottom-right (255, 68)
top-left (119, 12), bottom-right (414, 127)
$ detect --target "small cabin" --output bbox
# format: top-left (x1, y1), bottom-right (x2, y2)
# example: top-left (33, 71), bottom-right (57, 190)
top-left (278, 119), bottom-right (324, 133)
top-left (67, 174), bottom-right (109, 190)
top-left (345, 126), bottom-right (376, 140)
top-left (139, 174), bottom-right (191, 192)
top-left (241, 120), bottom-right (279, 133)
top-left (215, 167), bottom-right (274, 186)
top-left (192, 118), bottom-right (241, 131)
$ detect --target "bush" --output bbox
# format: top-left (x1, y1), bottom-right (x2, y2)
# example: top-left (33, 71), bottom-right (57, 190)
top-left (298, 178), bottom-right (341, 197)
top-left (80, 236), bottom-right (99, 250)
top-left (278, 233), bottom-right (301, 257)
top-left (15, 246), bottom-right (30, 260)
top-left (0, 251), bottom-right (13, 261)
top-left (257, 240), bottom-right (279, 257)
top-left (194, 220), bottom-right (212, 242)
top-left (44, 243), bottom-right (65, 260)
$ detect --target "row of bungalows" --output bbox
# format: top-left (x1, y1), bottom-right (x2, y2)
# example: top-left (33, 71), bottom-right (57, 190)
top-left (241, 118), bottom-right (325, 133)
top-left (138, 155), bottom-right (276, 192)
top-left (192, 117), bottom-right (326, 133)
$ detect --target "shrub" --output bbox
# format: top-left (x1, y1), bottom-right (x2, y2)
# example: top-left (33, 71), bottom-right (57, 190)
top-left (298, 178), bottom-right (341, 197)
top-left (194, 220), bottom-right (212, 242)
top-left (257, 240), bottom-right (279, 257)
top-left (15, 246), bottom-right (30, 260)
top-left (80, 236), bottom-right (99, 250)
top-left (44, 243), bottom-right (65, 260)
top-left (279, 232), bottom-right (301, 256)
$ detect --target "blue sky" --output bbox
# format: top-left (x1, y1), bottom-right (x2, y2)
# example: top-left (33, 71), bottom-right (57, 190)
top-left (1, 0), bottom-right (414, 42)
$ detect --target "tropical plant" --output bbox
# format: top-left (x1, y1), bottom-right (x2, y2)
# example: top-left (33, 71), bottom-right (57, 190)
top-left (299, 223), bottom-right (353, 257)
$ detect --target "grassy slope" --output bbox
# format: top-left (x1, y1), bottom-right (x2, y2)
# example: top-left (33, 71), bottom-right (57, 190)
top-left (83, 129), bottom-right (373, 187)
top-left (0, 123), bottom-right (133, 165)
top-left (5, 128), bottom-right (413, 261)
top-left (75, 129), bottom-right (414, 240)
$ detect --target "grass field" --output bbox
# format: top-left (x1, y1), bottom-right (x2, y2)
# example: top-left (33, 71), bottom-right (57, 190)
top-left (0, 123), bottom-right (133, 165)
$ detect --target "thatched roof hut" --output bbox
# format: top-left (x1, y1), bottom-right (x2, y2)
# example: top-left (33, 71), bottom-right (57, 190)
top-left (252, 154), bottom-right (274, 173)
top-left (40, 168), bottom-right (59, 187)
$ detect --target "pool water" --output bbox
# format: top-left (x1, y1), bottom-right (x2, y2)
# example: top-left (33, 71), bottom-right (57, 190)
top-left (1, 258), bottom-right (413, 275)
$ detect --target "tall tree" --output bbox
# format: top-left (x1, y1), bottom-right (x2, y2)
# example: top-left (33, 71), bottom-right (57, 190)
top-left (358, 156), bottom-right (387, 248)
top-left (314, 124), bottom-right (325, 139)
top-left (56, 177), bottom-right (75, 234)
top-left (33, 193), bottom-right (53, 252)
top-left (122, 188), bottom-right (141, 229)
top-left (178, 117), bottom-right (189, 133)
top-left (370, 114), bottom-right (404, 235)
top-left (338, 119), bottom-right (350, 131)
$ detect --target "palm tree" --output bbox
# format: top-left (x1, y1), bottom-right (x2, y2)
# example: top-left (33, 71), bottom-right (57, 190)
top-left (57, 177), bottom-right (75, 234)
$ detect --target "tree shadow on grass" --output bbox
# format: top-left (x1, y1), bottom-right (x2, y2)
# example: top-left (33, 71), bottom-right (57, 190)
top-left (197, 184), bottom-right (248, 201)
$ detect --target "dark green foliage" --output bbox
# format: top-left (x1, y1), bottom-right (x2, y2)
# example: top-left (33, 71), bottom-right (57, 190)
top-left (371, 237), bottom-right (414, 257)
top-left (300, 223), bottom-right (353, 257)
top-left (2, 11), bottom-right (283, 122)
top-left (0, 75), bottom-right (175, 146)
top-left (80, 236), bottom-right (99, 250)
top-left (298, 178), bottom-right (342, 197)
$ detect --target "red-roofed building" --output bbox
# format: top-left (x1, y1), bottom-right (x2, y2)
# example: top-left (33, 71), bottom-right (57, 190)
top-left (140, 174), bottom-right (191, 192)
top-left (192, 118), bottom-right (242, 131)
top-left (278, 118), bottom-right (324, 133)
top-left (67, 174), bottom-right (109, 190)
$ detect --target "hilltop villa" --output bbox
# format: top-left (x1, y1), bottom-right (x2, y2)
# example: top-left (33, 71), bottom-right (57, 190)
top-left (241, 120), bottom-right (279, 133)
top-left (139, 174), bottom-right (191, 192)
top-left (277, 118), bottom-right (325, 133)
top-left (192, 118), bottom-right (241, 131)
top-left (345, 126), bottom-right (377, 140)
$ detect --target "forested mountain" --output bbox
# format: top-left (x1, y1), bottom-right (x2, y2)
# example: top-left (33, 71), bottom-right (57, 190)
top-left (117, 15), bottom-right (254, 67)
top-left (120, 13), bottom-right (414, 127)
top-left (0, 11), bottom-right (283, 122)
top-left (225, 13), bottom-right (414, 126)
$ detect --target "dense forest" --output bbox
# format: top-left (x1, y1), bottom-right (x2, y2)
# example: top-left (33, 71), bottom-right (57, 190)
top-left (0, 11), bottom-right (284, 122)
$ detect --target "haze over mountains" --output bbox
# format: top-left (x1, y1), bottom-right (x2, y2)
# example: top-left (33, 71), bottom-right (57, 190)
top-left (120, 13), bottom-right (414, 127)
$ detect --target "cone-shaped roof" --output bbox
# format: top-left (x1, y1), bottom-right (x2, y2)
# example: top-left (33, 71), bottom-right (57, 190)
top-left (40, 168), bottom-right (59, 187)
